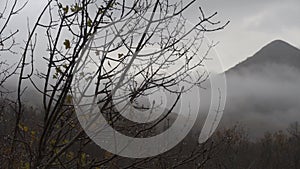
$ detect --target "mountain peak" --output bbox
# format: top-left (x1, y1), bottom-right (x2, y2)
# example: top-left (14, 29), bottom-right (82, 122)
top-left (268, 39), bottom-right (290, 46)
top-left (259, 40), bottom-right (298, 55)
top-left (226, 40), bottom-right (300, 73)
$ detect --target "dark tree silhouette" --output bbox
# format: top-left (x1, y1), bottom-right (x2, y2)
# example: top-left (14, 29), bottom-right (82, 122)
top-left (0, 0), bottom-right (229, 168)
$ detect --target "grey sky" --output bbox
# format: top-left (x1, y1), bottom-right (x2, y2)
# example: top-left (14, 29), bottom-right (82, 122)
top-left (2, 0), bottom-right (300, 71)
top-left (191, 0), bottom-right (300, 70)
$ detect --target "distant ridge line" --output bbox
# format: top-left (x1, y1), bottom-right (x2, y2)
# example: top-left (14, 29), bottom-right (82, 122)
top-left (225, 40), bottom-right (300, 74)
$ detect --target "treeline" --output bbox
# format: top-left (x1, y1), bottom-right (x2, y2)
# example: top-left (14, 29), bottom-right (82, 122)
top-left (205, 123), bottom-right (300, 169)
top-left (0, 99), bottom-right (299, 169)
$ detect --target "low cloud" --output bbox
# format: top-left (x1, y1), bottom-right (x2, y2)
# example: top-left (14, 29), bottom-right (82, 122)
top-left (221, 63), bottom-right (300, 138)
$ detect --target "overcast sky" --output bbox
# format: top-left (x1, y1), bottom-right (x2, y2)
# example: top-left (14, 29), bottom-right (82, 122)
top-left (2, 0), bottom-right (300, 71)
top-left (187, 0), bottom-right (300, 70)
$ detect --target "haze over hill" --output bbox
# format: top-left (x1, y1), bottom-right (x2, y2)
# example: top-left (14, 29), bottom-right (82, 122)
top-left (222, 40), bottom-right (300, 138)
top-left (2, 39), bottom-right (300, 140)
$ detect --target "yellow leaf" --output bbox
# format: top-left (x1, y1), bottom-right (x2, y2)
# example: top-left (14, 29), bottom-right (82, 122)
top-left (104, 151), bottom-right (113, 159)
top-left (50, 139), bottom-right (56, 145)
top-left (87, 19), bottom-right (92, 27)
top-left (63, 39), bottom-right (71, 49)
top-left (62, 64), bottom-right (68, 68)
top-left (66, 95), bottom-right (72, 104)
top-left (18, 123), bottom-right (23, 130)
top-left (71, 3), bottom-right (80, 12)
top-left (81, 153), bottom-right (86, 164)
top-left (118, 53), bottom-right (123, 58)
top-left (63, 5), bottom-right (69, 14)
top-left (31, 131), bottom-right (36, 135)
top-left (24, 162), bottom-right (30, 169)
top-left (55, 67), bottom-right (62, 73)
top-left (23, 126), bottom-right (29, 132)
top-left (66, 152), bottom-right (74, 160)
top-left (54, 148), bottom-right (59, 154)
top-left (63, 139), bottom-right (69, 144)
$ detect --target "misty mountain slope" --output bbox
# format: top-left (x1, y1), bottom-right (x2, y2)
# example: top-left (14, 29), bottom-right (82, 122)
top-left (226, 40), bottom-right (300, 74)
top-left (222, 40), bottom-right (300, 138)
